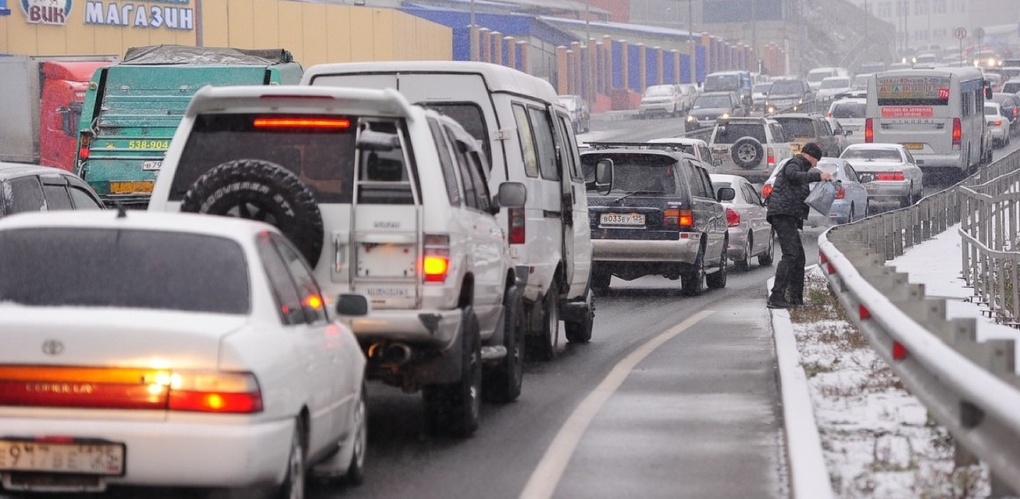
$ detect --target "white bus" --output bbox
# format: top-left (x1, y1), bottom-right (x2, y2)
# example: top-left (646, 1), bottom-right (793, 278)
top-left (865, 67), bottom-right (992, 179)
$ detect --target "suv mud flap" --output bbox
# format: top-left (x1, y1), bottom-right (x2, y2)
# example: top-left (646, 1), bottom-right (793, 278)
top-left (560, 288), bottom-right (593, 323)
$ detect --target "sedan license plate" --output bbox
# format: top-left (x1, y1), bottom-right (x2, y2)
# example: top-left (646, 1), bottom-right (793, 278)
top-left (902, 143), bottom-right (923, 150)
top-left (142, 161), bottom-right (162, 171)
top-left (600, 213), bottom-right (645, 226)
top-left (0, 439), bottom-right (125, 475)
top-left (109, 181), bottom-right (154, 194)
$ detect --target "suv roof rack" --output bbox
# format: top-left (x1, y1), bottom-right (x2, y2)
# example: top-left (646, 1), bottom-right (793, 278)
top-left (586, 141), bottom-right (688, 151)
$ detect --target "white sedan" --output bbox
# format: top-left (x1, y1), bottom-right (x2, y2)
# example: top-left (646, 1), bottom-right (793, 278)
top-left (839, 143), bottom-right (924, 208)
top-left (0, 211), bottom-right (368, 497)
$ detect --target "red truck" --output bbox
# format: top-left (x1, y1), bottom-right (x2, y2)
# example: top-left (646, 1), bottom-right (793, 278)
top-left (0, 55), bottom-right (116, 171)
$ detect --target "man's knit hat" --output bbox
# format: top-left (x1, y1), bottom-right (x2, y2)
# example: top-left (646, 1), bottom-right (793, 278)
top-left (801, 142), bottom-right (823, 161)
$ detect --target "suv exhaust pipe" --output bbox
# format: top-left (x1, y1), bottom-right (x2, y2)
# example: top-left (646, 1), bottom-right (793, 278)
top-left (377, 342), bottom-right (412, 365)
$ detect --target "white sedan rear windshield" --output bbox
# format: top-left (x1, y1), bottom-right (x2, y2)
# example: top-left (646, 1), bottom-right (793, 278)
top-left (0, 228), bottom-right (250, 313)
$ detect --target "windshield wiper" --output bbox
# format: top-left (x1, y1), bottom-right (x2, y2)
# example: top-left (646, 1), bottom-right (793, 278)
top-left (612, 190), bottom-right (660, 203)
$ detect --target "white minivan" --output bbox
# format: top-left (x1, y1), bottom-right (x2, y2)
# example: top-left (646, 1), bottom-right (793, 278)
top-left (301, 61), bottom-right (601, 361)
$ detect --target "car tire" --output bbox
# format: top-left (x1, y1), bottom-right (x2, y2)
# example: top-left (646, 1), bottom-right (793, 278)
top-left (758, 230), bottom-right (775, 266)
top-left (731, 137), bottom-right (765, 169)
top-left (706, 242), bottom-right (728, 289)
top-left (275, 419), bottom-right (306, 499)
top-left (483, 283), bottom-right (525, 404)
top-left (564, 289), bottom-right (594, 344)
top-left (180, 159), bottom-right (325, 266)
top-left (735, 233), bottom-right (753, 270)
top-left (526, 281), bottom-right (559, 362)
top-left (681, 248), bottom-right (706, 296)
top-left (423, 306), bottom-right (481, 438)
top-left (900, 184), bottom-right (913, 208)
top-left (344, 388), bottom-right (367, 485)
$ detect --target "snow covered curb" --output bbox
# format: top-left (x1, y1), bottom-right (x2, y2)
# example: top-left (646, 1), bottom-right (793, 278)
top-left (769, 276), bottom-right (835, 499)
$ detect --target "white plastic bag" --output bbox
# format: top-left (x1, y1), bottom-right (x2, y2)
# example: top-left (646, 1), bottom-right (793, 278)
top-left (805, 181), bottom-right (837, 216)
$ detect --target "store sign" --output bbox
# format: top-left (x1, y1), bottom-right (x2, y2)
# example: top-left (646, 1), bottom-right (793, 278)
top-left (20, 0), bottom-right (72, 25)
top-left (84, 1), bottom-right (193, 30)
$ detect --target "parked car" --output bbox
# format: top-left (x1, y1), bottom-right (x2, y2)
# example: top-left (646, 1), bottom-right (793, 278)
top-left (839, 143), bottom-right (924, 208)
top-left (685, 91), bottom-right (746, 130)
top-left (765, 78), bottom-right (813, 114)
top-left (771, 113), bottom-right (841, 158)
top-left (147, 84), bottom-right (537, 435)
top-left (751, 82), bottom-right (773, 112)
top-left (645, 136), bottom-right (717, 168)
top-left (763, 157), bottom-right (870, 225)
top-left (0, 210), bottom-right (369, 496)
top-left (581, 145), bottom-right (728, 295)
top-left (709, 173), bottom-right (774, 269)
top-left (984, 102), bottom-right (1010, 147)
top-left (990, 92), bottom-right (1020, 135)
top-left (639, 84), bottom-right (684, 118)
top-left (816, 76), bottom-right (853, 100)
top-left (707, 116), bottom-right (795, 183)
top-left (0, 162), bottom-right (105, 216)
top-left (827, 97), bottom-right (867, 144)
top-left (558, 94), bottom-right (591, 134)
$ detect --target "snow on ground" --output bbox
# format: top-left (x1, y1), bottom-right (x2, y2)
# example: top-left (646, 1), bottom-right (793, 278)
top-left (790, 265), bottom-right (990, 498)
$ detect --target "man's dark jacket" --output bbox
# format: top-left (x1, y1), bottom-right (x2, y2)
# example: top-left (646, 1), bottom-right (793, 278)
top-left (766, 155), bottom-right (823, 222)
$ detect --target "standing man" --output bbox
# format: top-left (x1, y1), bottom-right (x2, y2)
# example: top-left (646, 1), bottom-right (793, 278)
top-left (766, 142), bottom-right (833, 309)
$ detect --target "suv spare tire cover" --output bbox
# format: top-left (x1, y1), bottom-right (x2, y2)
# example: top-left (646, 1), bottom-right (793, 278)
top-left (731, 136), bottom-right (765, 169)
top-left (180, 159), bottom-right (325, 266)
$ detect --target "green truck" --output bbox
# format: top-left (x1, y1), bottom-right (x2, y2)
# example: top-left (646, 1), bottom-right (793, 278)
top-left (75, 45), bottom-right (303, 208)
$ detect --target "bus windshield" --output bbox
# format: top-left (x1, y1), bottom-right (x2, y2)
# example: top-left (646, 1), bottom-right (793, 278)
top-left (876, 75), bottom-right (952, 106)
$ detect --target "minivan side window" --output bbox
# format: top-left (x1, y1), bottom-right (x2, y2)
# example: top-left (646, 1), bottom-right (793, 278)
top-left (528, 106), bottom-right (561, 181)
top-left (513, 103), bottom-right (540, 178)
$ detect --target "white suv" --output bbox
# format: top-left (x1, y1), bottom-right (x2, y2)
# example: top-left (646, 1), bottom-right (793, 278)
top-left (148, 85), bottom-right (529, 437)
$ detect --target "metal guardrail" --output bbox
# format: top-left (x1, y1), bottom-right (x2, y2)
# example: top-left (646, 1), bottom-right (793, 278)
top-left (817, 150), bottom-right (1020, 495)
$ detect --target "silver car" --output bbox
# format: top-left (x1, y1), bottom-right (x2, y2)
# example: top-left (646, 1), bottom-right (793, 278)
top-left (839, 143), bottom-right (924, 208)
top-left (710, 173), bottom-right (774, 269)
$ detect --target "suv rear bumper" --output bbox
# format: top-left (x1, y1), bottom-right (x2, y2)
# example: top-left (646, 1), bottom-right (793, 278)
top-left (350, 307), bottom-right (463, 349)
top-left (592, 236), bottom-right (701, 264)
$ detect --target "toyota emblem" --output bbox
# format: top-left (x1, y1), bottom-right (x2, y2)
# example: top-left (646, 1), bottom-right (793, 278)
top-left (41, 340), bottom-right (64, 356)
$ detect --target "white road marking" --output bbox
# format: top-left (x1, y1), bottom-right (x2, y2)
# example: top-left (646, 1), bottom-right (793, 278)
top-left (518, 310), bottom-right (715, 499)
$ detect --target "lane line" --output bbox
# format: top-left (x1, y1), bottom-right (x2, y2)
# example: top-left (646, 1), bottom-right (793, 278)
top-left (518, 309), bottom-right (715, 499)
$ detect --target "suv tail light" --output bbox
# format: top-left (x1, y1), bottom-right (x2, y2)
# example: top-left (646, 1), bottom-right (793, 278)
top-left (952, 118), bottom-right (962, 150)
top-left (767, 146), bottom-right (775, 167)
top-left (78, 132), bottom-right (92, 161)
top-left (663, 208), bottom-right (693, 228)
top-left (725, 207), bottom-right (740, 227)
top-left (508, 207), bottom-right (525, 245)
top-left (834, 183), bottom-right (846, 199)
top-left (864, 118), bottom-right (873, 143)
top-left (0, 366), bottom-right (263, 413)
top-left (422, 234), bottom-right (450, 283)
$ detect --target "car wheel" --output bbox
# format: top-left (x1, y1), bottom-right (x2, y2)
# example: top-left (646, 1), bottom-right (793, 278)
top-left (681, 248), bottom-right (706, 296)
top-left (758, 230), bottom-right (775, 266)
top-left (731, 137), bottom-right (765, 169)
top-left (564, 289), bottom-right (594, 344)
top-left (900, 183), bottom-right (913, 208)
top-left (180, 159), bottom-right (324, 266)
top-left (706, 243), bottom-right (728, 289)
top-left (734, 233), bottom-right (753, 270)
top-left (275, 419), bottom-right (306, 499)
top-left (527, 281), bottom-right (559, 362)
top-left (423, 306), bottom-right (481, 438)
top-left (483, 283), bottom-right (525, 404)
top-left (344, 388), bottom-right (367, 485)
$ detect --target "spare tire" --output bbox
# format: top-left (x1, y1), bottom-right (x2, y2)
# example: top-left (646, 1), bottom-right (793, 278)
top-left (731, 137), bottom-right (765, 169)
top-left (180, 159), bottom-right (324, 266)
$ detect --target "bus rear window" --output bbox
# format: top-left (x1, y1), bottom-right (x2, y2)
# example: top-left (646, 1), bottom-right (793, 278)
top-left (877, 75), bottom-right (951, 106)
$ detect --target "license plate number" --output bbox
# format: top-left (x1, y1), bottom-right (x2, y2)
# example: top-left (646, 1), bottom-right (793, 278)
top-left (356, 243), bottom-right (416, 277)
top-left (600, 213), bottom-right (645, 226)
top-left (902, 143), bottom-right (923, 150)
top-left (0, 440), bottom-right (125, 475)
top-left (109, 181), bottom-right (154, 194)
top-left (142, 161), bottom-right (162, 171)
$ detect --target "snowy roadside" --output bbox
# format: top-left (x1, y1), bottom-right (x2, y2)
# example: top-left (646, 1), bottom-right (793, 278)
top-left (787, 265), bottom-right (990, 498)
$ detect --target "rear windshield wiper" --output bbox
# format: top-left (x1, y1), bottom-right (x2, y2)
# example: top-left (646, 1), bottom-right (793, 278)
top-left (612, 190), bottom-right (661, 203)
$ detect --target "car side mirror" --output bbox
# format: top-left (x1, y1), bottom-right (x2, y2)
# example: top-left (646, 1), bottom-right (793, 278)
top-left (586, 158), bottom-right (614, 195)
top-left (717, 187), bottom-right (736, 202)
top-left (985, 87), bottom-right (994, 100)
top-left (336, 293), bottom-right (370, 317)
top-left (494, 181), bottom-right (527, 210)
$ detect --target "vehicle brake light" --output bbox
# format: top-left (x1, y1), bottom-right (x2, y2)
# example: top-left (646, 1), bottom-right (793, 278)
top-left (767, 146), bottom-right (775, 167)
top-left (952, 118), bottom-right (962, 150)
top-left (834, 183), bottom-right (846, 199)
top-left (725, 207), bottom-right (740, 227)
top-left (253, 116), bottom-right (351, 130)
top-left (678, 209), bottom-right (694, 228)
top-left (78, 133), bottom-right (92, 161)
top-left (762, 183), bottom-right (773, 199)
top-left (508, 207), bottom-right (526, 245)
top-left (875, 172), bottom-right (905, 181)
top-left (992, 119), bottom-right (1003, 127)
top-left (166, 372), bottom-right (263, 413)
top-left (422, 234), bottom-right (450, 283)
top-left (864, 118), bottom-right (874, 143)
